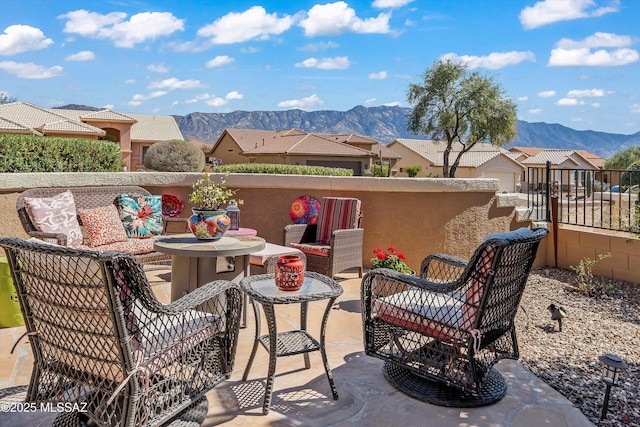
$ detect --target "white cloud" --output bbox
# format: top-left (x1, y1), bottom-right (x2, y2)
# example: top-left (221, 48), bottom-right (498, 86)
top-left (148, 63), bottom-right (169, 73)
top-left (0, 25), bottom-right (53, 55)
top-left (206, 55), bottom-right (234, 68)
top-left (148, 77), bottom-right (203, 90)
top-left (529, 108), bottom-right (543, 113)
top-left (125, 78), bottom-right (135, 83)
top-left (591, 102), bottom-right (601, 107)
top-left (197, 6), bottom-right (294, 44)
top-left (519, 0), bottom-right (619, 30)
top-left (103, 104), bottom-right (114, 109)
top-left (298, 41), bottom-right (339, 52)
top-left (368, 71), bottom-right (387, 79)
top-left (295, 56), bottom-right (352, 69)
top-left (549, 47), bottom-right (638, 66)
top-left (549, 31), bottom-right (639, 66)
top-left (373, 0), bottom-right (414, 8)
top-left (277, 94), bottom-right (324, 109)
top-left (364, 98), bottom-right (377, 105)
top-left (630, 104), bottom-right (640, 114)
top-left (225, 90), bottom-right (243, 100)
top-left (65, 51), bottom-right (95, 61)
top-left (566, 88), bottom-right (612, 97)
top-left (557, 98), bottom-right (585, 106)
top-left (299, 2), bottom-right (391, 36)
top-left (537, 90), bottom-right (557, 97)
top-left (517, 96), bottom-right (529, 101)
top-left (127, 91), bottom-right (167, 106)
top-left (0, 61), bottom-right (63, 79)
top-left (440, 51), bottom-right (535, 69)
top-left (383, 101), bottom-right (403, 107)
top-left (571, 116), bottom-right (584, 122)
top-left (556, 32), bottom-right (632, 49)
top-left (59, 10), bottom-right (184, 48)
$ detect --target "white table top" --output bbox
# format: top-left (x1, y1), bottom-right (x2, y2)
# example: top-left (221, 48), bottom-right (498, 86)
top-left (154, 233), bottom-right (265, 257)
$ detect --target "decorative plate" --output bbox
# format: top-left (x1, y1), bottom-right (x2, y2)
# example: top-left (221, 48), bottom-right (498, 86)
top-left (289, 195), bottom-right (320, 224)
top-left (161, 194), bottom-right (184, 218)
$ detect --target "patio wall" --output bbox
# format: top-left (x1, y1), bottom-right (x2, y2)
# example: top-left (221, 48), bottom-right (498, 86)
top-left (0, 172), bottom-right (539, 273)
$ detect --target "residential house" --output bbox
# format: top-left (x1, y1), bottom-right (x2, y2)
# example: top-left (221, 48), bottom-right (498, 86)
top-left (207, 128), bottom-right (400, 175)
top-left (0, 102), bottom-right (184, 171)
top-left (513, 148), bottom-right (604, 192)
top-left (388, 138), bottom-right (524, 192)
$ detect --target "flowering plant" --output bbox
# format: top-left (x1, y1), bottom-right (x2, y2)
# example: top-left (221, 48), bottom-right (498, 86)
top-left (189, 174), bottom-right (242, 210)
top-left (371, 246), bottom-right (413, 274)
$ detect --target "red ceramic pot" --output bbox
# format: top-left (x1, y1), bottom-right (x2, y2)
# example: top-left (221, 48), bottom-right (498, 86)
top-left (274, 255), bottom-right (305, 291)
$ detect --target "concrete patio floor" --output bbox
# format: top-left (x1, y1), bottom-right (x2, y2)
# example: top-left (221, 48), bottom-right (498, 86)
top-left (0, 269), bottom-right (594, 427)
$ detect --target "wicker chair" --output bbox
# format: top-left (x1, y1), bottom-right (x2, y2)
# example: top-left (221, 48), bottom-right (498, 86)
top-left (0, 237), bottom-right (242, 427)
top-left (361, 228), bottom-right (548, 407)
top-left (284, 197), bottom-right (363, 278)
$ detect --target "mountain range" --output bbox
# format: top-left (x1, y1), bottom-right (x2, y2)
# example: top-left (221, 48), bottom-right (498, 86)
top-left (59, 104), bottom-right (640, 158)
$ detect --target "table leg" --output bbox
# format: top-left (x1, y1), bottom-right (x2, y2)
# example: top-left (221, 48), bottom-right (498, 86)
top-left (301, 301), bottom-right (311, 369)
top-left (262, 303), bottom-right (278, 415)
top-left (321, 297), bottom-right (339, 400)
top-left (242, 298), bottom-right (261, 381)
top-left (241, 255), bottom-right (250, 328)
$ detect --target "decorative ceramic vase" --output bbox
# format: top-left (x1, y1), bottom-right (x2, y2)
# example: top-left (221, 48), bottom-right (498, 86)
top-left (274, 255), bottom-right (305, 291)
top-left (187, 208), bottom-right (230, 240)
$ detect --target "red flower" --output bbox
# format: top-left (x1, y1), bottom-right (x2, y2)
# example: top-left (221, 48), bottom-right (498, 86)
top-left (387, 246), bottom-right (397, 252)
top-left (397, 252), bottom-right (406, 260)
top-left (376, 252), bottom-right (387, 260)
top-left (373, 247), bottom-right (382, 254)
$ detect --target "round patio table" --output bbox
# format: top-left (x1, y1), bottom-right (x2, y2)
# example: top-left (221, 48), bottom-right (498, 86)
top-left (240, 271), bottom-right (343, 414)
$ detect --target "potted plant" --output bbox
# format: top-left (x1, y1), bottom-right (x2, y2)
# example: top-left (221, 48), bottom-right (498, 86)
top-left (371, 246), bottom-right (414, 274)
top-left (187, 174), bottom-right (242, 240)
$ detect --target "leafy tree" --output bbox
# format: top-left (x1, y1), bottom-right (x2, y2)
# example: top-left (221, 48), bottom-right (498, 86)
top-left (0, 93), bottom-right (17, 104)
top-left (406, 59), bottom-right (517, 178)
top-left (604, 146), bottom-right (640, 170)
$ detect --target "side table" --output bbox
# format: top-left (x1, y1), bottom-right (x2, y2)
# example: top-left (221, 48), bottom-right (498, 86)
top-left (240, 271), bottom-right (343, 414)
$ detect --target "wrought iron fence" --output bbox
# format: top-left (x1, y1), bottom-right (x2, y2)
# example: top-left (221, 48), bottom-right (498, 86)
top-left (526, 162), bottom-right (640, 233)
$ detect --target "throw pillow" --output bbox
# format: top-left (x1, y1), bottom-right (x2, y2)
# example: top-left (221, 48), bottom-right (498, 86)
top-left (23, 190), bottom-right (83, 247)
top-left (116, 194), bottom-right (163, 238)
top-left (78, 204), bottom-right (128, 247)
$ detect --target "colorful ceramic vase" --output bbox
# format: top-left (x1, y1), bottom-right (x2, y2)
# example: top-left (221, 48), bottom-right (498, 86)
top-left (274, 255), bottom-right (305, 291)
top-left (187, 208), bottom-right (230, 240)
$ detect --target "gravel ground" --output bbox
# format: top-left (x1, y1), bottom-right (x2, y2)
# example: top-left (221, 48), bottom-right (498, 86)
top-left (516, 267), bottom-right (639, 426)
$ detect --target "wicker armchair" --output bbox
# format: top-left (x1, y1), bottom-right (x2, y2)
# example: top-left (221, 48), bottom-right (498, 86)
top-left (361, 228), bottom-right (548, 407)
top-left (0, 237), bottom-right (242, 427)
top-left (284, 197), bottom-right (363, 278)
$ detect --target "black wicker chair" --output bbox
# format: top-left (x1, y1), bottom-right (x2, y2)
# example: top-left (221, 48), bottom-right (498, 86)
top-left (361, 228), bottom-right (548, 407)
top-left (0, 237), bottom-right (242, 427)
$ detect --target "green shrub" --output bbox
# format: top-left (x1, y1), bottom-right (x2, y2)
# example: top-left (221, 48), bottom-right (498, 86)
top-left (0, 134), bottom-right (121, 172)
top-left (569, 253), bottom-right (613, 297)
top-left (371, 163), bottom-right (389, 177)
top-left (143, 139), bottom-right (205, 172)
top-left (405, 165), bottom-right (421, 177)
top-left (213, 163), bottom-right (353, 176)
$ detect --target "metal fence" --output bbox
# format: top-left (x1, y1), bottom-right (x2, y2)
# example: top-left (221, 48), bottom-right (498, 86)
top-left (526, 162), bottom-right (640, 233)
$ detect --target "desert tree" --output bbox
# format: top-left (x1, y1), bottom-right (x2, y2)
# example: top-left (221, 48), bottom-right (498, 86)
top-left (406, 58), bottom-right (517, 177)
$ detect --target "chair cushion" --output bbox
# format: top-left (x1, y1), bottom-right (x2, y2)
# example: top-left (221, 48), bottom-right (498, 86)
top-left (316, 197), bottom-right (361, 245)
top-left (23, 190), bottom-right (83, 247)
top-left (290, 242), bottom-right (331, 257)
top-left (116, 194), bottom-right (163, 238)
top-left (484, 227), bottom-right (535, 242)
top-left (78, 204), bottom-right (129, 247)
top-left (374, 287), bottom-right (468, 341)
top-left (77, 236), bottom-right (159, 255)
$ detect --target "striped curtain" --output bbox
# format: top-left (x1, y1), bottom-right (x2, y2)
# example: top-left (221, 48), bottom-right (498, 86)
top-left (316, 197), bottom-right (362, 244)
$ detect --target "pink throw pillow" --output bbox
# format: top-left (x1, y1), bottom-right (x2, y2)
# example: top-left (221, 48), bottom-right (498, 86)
top-left (23, 190), bottom-right (83, 247)
top-left (78, 205), bottom-right (128, 247)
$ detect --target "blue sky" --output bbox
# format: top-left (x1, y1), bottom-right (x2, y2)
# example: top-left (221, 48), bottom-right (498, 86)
top-left (1, 0), bottom-right (639, 135)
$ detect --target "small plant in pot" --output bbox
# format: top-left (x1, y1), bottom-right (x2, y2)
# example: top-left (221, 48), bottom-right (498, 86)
top-left (188, 174), bottom-right (242, 240)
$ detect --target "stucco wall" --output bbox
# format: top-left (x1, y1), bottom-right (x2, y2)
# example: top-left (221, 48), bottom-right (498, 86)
top-left (0, 172), bottom-right (530, 273)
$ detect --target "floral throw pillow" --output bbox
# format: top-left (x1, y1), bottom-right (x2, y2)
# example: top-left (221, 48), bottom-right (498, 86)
top-left (116, 194), bottom-right (163, 238)
top-left (78, 204), bottom-right (129, 247)
top-left (23, 190), bottom-right (83, 247)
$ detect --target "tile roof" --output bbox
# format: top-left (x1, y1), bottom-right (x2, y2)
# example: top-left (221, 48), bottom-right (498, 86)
top-left (520, 150), bottom-right (580, 166)
top-left (432, 151), bottom-right (501, 167)
top-left (393, 139), bottom-right (514, 167)
top-left (222, 128), bottom-right (379, 158)
top-left (0, 102), bottom-right (105, 136)
top-left (0, 116), bottom-right (41, 134)
top-left (509, 147), bottom-right (544, 156)
top-left (55, 108), bottom-right (137, 123)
